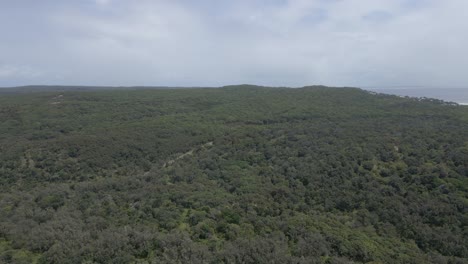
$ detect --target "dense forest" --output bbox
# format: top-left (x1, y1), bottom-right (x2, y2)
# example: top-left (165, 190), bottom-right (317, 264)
top-left (0, 85), bottom-right (467, 263)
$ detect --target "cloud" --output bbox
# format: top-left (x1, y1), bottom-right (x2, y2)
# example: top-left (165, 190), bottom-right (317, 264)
top-left (362, 10), bottom-right (393, 23)
top-left (94, 0), bottom-right (112, 6)
top-left (0, 65), bottom-right (43, 79)
top-left (0, 0), bottom-right (467, 87)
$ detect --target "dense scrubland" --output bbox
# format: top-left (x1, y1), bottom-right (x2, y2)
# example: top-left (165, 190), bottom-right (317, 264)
top-left (0, 85), bottom-right (467, 263)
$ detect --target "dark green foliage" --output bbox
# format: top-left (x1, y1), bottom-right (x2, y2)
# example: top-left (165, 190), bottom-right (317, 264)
top-left (0, 86), bottom-right (467, 263)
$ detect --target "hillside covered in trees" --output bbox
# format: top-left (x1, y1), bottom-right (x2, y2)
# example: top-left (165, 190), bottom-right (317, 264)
top-left (0, 85), bottom-right (467, 263)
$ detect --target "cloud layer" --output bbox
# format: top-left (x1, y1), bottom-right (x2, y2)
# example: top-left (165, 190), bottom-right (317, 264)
top-left (1, 0), bottom-right (467, 87)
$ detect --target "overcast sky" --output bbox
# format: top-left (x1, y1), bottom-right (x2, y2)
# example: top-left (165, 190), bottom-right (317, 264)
top-left (1, 0), bottom-right (467, 87)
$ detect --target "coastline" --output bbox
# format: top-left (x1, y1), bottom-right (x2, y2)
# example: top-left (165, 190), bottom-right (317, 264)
top-left (364, 88), bottom-right (468, 105)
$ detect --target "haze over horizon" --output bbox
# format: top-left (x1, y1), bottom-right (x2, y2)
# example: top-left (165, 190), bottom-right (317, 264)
top-left (1, 0), bottom-right (468, 88)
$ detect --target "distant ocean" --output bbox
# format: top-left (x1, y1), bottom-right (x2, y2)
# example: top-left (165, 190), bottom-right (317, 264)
top-left (364, 87), bottom-right (468, 105)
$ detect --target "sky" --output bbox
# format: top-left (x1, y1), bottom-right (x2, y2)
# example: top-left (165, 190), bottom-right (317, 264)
top-left (1, 0), bottom-right (468, 88)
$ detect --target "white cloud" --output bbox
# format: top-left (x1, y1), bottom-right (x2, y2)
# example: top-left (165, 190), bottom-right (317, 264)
top-left (1, 0), bottom-right (468, 87)
top-left (0, 66), bottom-right (17, 78)
top-left (0, 65), bottom-right (43, 79)
top-left (94, 0), bottom-right (112, 6)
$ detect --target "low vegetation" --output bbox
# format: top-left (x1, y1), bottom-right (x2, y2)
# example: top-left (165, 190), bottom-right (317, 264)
top-left (0, 85), bottom-right (467, 263)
